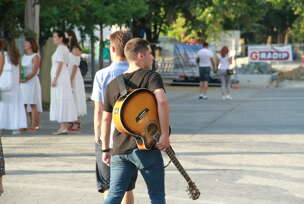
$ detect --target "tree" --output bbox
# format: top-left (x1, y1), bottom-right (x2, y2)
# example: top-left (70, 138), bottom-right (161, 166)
top-left (74, 0), bottom-right (147, 76)
top-left (37, 0), bottom-right (147, 77)
top-left (285, 0), bottom-right (304, 41)
top-left (166, 0), bottom-right (303, 44)
top-left (181, 0), bottom-right (267, 42)
top-left (0, 0), bottom-right (24, 38)
top-left (131, 0), bottom-right (190, 43)
top-left (24, 0), bottom-right (40, 41)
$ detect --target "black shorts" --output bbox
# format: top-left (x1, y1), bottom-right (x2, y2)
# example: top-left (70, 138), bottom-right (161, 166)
top-left (95, 144), bottom-right (137, 193)
top-left (198, 66), bottom-right (211, 82)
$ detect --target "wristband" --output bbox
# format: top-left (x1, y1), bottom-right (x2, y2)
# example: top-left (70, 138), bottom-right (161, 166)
top-left (102, 148), bottom-right (111, 153)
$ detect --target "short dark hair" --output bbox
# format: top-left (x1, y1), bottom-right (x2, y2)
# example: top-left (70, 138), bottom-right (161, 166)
top-left (109, 30), bottom-right (132, 59)
top-left (124, 38), bottom-right (150, 61)
top-left (25, 37), bottom-right (39, 53)
top-left (203, 42), bottom-right (209, 47)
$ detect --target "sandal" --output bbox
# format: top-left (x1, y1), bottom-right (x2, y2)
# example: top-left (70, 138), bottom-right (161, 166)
top-left (71, 122), bottom-right (80, 131)
top-left (67, 122), bottom-right (74, 132)
top-left (34, 126), bottom-right (40, 131)
top-left (52, 129), bottom-right (68, 135)
top-left (28, 126), bottom-right (40, 132)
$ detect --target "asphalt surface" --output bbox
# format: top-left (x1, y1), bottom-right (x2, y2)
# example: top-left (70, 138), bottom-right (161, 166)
top-left (1, 86), bottom-right (304, 204)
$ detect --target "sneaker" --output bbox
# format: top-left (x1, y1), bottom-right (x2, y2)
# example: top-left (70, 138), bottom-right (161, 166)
top-left (198, 96), bottom-right (203, 100)
top-left (222, 95), bottom-right (226, 100)
top-left (202, 95), bottom-right (208, 100)
top-left (226, 95), bottom-right (232, 100)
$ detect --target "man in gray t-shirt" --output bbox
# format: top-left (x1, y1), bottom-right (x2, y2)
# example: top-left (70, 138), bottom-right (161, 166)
top-left (196, 42), bottom-right (215, 100)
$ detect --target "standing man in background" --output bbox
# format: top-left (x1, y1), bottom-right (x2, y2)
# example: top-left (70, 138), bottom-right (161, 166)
top-left (91, 30), bottom-right (136, 204)
top-left (196, 42), bottom-right (215, 100)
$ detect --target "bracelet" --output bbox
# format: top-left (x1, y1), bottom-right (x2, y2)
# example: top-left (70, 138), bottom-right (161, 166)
top-left (102, 148), bottom-right (111, 153)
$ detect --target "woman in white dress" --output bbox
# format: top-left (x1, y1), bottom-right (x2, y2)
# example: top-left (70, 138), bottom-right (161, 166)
top-left (0, 37), bottom-right (27, 196)
top-left (50, 31), bottom-right (77, 135)
top-left (66, 30), bottom-right (87, 131)
top-left (20, 37), bottom-right (42, 131)
top-left (216, 46), bottom-right (233, 100)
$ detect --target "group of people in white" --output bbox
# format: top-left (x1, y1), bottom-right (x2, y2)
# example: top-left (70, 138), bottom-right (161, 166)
top-left (50, 30), bottom-right (87, 135)
top-left (0, 30), bottom-right (87, 134)
top-left (0, 30), bottom-right (87, 195)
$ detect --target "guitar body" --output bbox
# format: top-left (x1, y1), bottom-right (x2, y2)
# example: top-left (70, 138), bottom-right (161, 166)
top-left (113, 88), bottom-right (160, 150)
top-left (113, 88), bottom-right (201, 200)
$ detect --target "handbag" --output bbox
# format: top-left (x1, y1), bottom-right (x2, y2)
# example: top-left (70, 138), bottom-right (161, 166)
top-left (79, 57), bottom-right (88, 77)
top-left (226, 69), bottom-right (235, 75)
top-left (0, 53), bottom-right (14, 91)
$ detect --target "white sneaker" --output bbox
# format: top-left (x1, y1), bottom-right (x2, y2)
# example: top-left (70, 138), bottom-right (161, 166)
top-left (226, 95), bottom-right (232, 100)
top-left (202, 95), bottom-right (208, 100)
top-left (222, 95), bottom-right (226, 100)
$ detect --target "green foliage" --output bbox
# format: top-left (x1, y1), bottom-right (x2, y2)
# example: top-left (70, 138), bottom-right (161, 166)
top-left (1, 0), bottom-right (304, 44)
top-left (287, 0), bottom-right (304, 41)
top-left (183, 0), bottom-right (267, 42)
top-left (130, 0), bottom-right (194, 43)
top-left (0, 0), bottom-right (25, 38)
top-left (166, 15), bottom-right (201, 43)
top-left (167, 0), bottom-right (304, 43)
top-left (38, 0), bottom-right (147, 43)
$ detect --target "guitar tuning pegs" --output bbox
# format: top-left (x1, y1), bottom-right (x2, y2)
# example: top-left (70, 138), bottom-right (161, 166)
top-left (186, 183), bottom-right (201, 200)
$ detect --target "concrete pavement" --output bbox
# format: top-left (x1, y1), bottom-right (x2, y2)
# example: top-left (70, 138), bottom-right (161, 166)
top-left (1, 86), bottom-right (304, 204)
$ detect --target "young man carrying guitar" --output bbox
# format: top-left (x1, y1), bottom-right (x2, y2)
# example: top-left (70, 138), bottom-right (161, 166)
top-left (101, 38), bottom-right (170, 204)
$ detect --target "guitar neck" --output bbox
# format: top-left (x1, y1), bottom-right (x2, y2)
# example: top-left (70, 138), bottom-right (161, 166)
top-left (165, 146), bottom-right (192, 184)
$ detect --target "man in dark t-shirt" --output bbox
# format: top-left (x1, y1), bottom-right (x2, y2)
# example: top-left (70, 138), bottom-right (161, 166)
top-left (101, 38), bottom-right (170, 204)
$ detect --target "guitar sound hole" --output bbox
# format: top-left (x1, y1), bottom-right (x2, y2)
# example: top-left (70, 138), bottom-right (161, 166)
top-left (147, 123), bottom-right (158, 139)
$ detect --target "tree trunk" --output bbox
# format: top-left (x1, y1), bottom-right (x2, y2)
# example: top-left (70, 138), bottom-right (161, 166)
top-left (40, 38), bottom-right (56, 109)
top-left (98, 24), bottom-right (104, 70)
top-left (266, 35), bottom-right (272, 44)
top-left (24, 0), bottom-right (40, 41)
top-left (90, 33), bottom-right (96, 81)
top-left (284, 28), bottom-right (290, 45)
top-left (145, 27), bottom-right (152, 42)
top-left (277, 32), bottom-right (284, 44)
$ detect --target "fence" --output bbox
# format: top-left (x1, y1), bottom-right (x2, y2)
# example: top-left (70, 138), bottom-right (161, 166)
top-left (155, 43), bottom-right (304, 84)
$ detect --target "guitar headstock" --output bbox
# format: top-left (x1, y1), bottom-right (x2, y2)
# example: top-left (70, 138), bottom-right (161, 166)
top-left (187, 181), bottom-right (201, 200)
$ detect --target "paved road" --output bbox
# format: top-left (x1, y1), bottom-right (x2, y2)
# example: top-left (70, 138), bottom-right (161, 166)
top-left (1, 86), bottom-right (304, 204)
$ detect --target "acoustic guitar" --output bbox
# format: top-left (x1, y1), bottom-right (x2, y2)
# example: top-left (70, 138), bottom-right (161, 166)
top-left (113, 88), bottom-right (201, 200)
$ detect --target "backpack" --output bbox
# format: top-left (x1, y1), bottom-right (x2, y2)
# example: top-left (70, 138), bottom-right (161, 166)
top-left (79, 57), bottom-right (88, 77)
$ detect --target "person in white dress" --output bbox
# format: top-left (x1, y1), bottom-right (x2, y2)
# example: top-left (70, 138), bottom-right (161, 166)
top-left (50, 31), bottom-right (78, 135)
top-left (216, 46), bottom-right (233, 100)
top-left (0, 37), bottom-right (27, 196)
top-left (20, 37), bottom-right (42, 131)
top-left (66, 30), bottom-right (87, 131)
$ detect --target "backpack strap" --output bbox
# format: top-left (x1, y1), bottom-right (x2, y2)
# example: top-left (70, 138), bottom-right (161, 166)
top-left (117, 74), bottom-right (128, 97)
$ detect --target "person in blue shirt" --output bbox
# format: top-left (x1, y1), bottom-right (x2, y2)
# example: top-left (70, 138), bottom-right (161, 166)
top-left (91, 30), bottom-right (136, 204)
